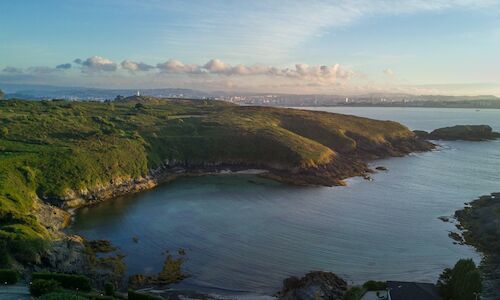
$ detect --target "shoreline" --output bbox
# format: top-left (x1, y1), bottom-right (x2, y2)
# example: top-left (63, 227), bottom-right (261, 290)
top-left (453, 193), bottom-right (500, 299)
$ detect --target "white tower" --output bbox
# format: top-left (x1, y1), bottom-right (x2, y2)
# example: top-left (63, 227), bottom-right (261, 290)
top-left (136, 90), bottom-right (140, 96)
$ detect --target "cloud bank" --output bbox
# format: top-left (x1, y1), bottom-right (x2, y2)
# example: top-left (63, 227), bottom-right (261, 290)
top-left (0, 56), bottom-right (357, 93)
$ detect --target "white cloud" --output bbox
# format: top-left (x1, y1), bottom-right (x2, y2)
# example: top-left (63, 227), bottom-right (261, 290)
top-left (121, 60), bottom-right (155, 72)
top-left (156, 59), bottom-right (202, 74)
top-left (76, 56), bottom-right (118, 72)
top-left (153, 58), bottom-right (354, 85)
top-left (384, 68), bottom-right (395, 77)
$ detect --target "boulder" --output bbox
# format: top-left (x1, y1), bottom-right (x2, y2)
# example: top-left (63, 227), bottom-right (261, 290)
top-left (277, 271), bottom-right (348, 300)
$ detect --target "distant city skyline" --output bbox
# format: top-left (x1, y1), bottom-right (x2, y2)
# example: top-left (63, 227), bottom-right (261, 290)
top-left (1, 0), bottom-right (500, 95)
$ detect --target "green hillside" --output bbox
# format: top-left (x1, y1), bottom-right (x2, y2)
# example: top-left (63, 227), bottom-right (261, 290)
top-left (0, 96), bottom-right (429, 265)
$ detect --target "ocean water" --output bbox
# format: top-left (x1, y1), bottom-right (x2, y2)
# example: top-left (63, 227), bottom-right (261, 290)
top-left (71, 107), bottom-right (500, 297)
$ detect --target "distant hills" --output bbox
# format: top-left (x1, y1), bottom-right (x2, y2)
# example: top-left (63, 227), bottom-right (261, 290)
top-left (1, 82), bottom-right (500, 108)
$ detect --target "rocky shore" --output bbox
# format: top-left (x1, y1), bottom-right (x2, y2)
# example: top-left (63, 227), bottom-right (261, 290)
top-left (453, 193), bottom-right (500, 299)
top-left (277, 271), bottom-right (348, 300)
top-left (51, 135), bottom-right (433, 211)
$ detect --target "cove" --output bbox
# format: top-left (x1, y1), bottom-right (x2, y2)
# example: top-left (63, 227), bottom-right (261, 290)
top-left (71, 107), bottom-right (500, 296)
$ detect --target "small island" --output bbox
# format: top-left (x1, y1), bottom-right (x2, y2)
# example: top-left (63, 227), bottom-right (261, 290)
top-left (414, 125), bottom-right (500, 141)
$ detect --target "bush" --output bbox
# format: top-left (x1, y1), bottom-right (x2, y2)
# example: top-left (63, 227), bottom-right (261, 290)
top-left (29, 279), bottom-right (60, 297)
top-left (437, 259), bottom-right (482, 300)
top-left (104, 281), bottom-right (115, 296)
top-left (0, 269), bottom-right (19, 284)
top-left (0, 240), bottom-right (9, 267)
top-left (362, 280), bottom-right (387, 291)
top-left (128, 289), bottom-right (164, 300)
top-left (38, 291), bottom-right (87, 300)
top-left (32, 272), bottom-right (91, 292)
top-left (343, 286), bottom-right (366, 300)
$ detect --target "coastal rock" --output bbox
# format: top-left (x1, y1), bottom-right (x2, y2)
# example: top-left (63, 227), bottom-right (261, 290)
top-left (438, 216), bottom-right (450, 222)
top-left (375, 166), bottom-right (388, 171)
top-left (416, 125), bottom-right (499, 141)
top-left (277, 271), bottom-right (348, 300)
top-left (38, 235), bottom-right (90, 274)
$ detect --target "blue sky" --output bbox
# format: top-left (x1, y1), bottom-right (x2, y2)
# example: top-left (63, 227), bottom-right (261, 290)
top-left (1, 0), bottom-right (500, 95)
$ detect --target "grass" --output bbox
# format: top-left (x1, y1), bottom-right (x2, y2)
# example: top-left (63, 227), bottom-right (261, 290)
top-left (0, 96), bottom-right (418, 264)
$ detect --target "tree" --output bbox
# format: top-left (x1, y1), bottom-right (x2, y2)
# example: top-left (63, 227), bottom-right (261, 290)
top-left (437, 259), bottom-right (482, 300)
top-left (0, 89), bottom-right (4, 99)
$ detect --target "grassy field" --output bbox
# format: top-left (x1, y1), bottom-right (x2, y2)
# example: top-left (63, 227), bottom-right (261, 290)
top-left (0, 96), bottom-right (419, 266)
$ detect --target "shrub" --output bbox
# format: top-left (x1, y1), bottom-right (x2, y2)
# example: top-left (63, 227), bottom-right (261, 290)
top-left (104, 281), bottom-right (115, 296)
top-left (30, 279), bottom-right (60, 297)
top-left (343, 286), bottom-right (366, 300)
top-left (38, 291), bottom-right (87, 300)
top-left (9, 238), bottom-right (47, 264)
top-left (0, 241), bottom-right (9, 268)
top-left (0, 269), bottom-right (19, 284)
top-left (32, 272), bottom-right (92, 292)
top-left (0, 127), bottom-right (8, 138)
top-left (362, 280), bottom-right (387, 291)
top-left (128, 289), bottom-right (164, 300)
top-left (437, 259), bottom-right (482, 300)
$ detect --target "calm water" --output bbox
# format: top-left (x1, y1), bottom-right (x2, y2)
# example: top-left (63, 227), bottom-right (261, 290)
top-left (71, 107), bottom-right (500, 297)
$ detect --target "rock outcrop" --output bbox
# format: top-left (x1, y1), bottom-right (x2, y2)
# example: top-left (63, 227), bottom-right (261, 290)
top-left (414, 125), bottom-right (500, 141)
top-left (277, 271), bottom-right (348, 300)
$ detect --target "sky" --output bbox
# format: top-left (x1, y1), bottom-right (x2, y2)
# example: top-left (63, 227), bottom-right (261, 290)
top-left (1, 0), bottom-right (500, 95)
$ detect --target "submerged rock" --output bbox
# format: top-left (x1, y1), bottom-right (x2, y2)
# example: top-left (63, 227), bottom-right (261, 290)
top-left (375, 166), bottom-right (388, 171)
top-left (277, 271), bottom-right (348, 300)
top-left (438, 216), bottom-right (450, 222)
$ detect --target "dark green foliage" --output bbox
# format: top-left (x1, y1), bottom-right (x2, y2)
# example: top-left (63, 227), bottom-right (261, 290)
top-left (0, 269), bottom-right (19, 284)
top-left (437, 259), bottom-right (482, 300)
top-left (38, 291), bottom-right (87, 300)
top-left (32, 272), bottom-right (92, 292)
top-left (104, 281), bottom-right (115, 296)
top-left (362, 280), bottom-right (387, 291)
top-left (0, 89), bottom-right (4, 100)
top-left (0, 240), bottom-right (9, 267)
top-left (343, 286), bottom-right (366, 300)
top-left (158, 254), bottom-right (185, 284)
top-left (8, 238), bottom-right (47, 263)
top-left (0, 127), bottom-right (7, 138)
top-left (30, 279), bottom-right (61, 297)
top-left (128, 289), bottom-right (164, 300)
